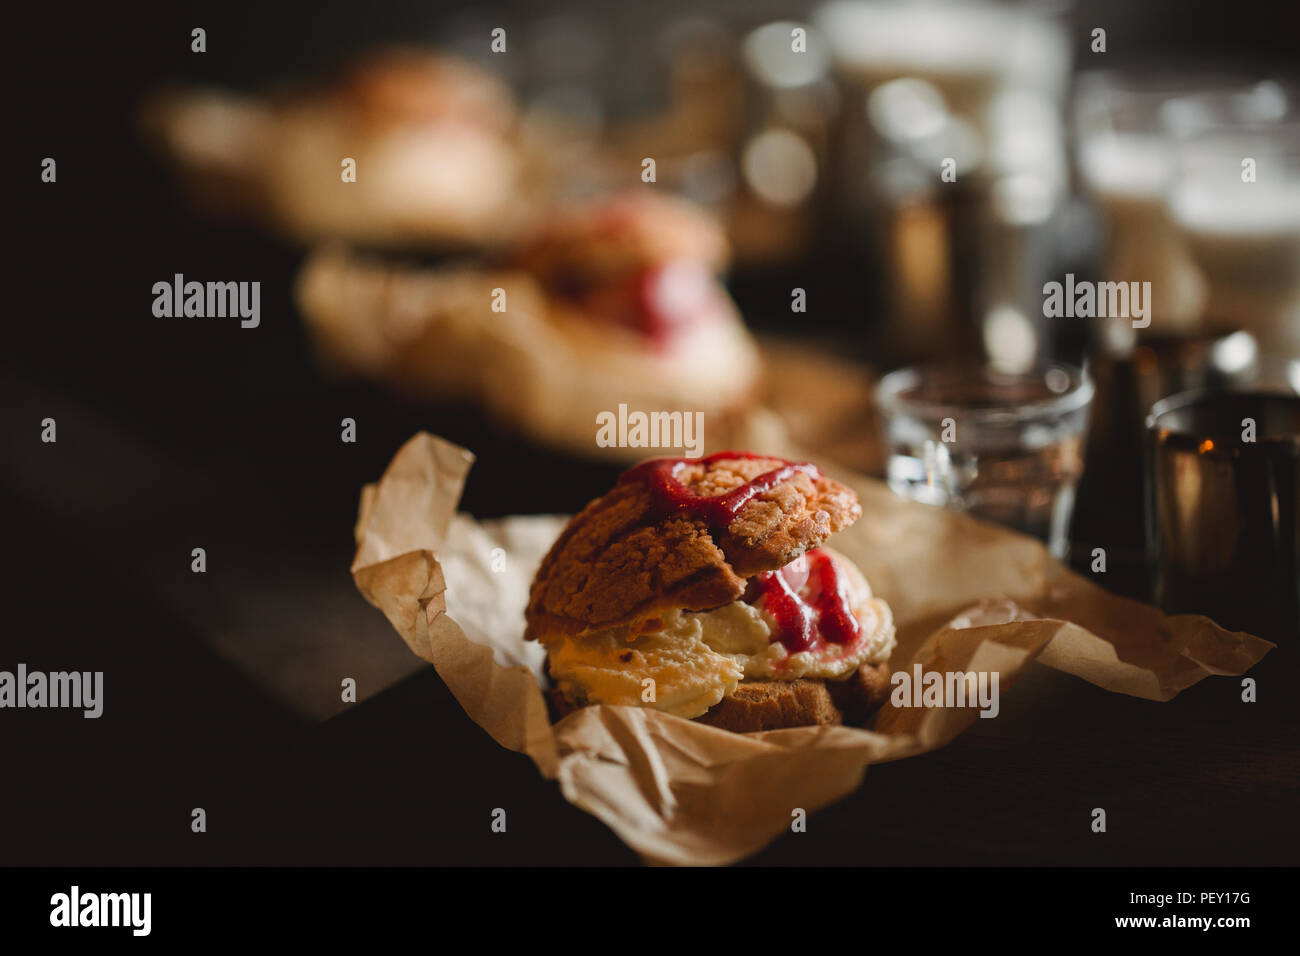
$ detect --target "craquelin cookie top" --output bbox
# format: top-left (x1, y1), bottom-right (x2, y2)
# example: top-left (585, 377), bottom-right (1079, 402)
top-left (336, 49), bottom-right (518, 130)
top-left (524, 453), bottom-right (861, 642)
top-left (517, 192), bottom-right (729, 286)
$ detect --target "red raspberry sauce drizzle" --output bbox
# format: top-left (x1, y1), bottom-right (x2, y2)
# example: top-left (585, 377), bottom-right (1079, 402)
top-left (618, 451), bottom-right (821, 527)
top-left (620, 453), bottom-right (856, 652)
top-left (557, 263), bottom-right (715, 347)
top-left (746, 549), bottom-right (861, 653)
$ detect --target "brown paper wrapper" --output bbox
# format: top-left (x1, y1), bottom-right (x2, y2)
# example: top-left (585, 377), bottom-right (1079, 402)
top-left (351, 433), bottom-right (1272, 865)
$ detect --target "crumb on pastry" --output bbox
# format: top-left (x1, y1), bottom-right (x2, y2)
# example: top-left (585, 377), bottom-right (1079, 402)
top-left (698, 679), bottom-right (843, 733)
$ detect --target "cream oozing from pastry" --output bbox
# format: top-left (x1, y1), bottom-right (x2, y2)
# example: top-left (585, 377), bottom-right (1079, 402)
top-left (546, 549), bottom-right (895, 720)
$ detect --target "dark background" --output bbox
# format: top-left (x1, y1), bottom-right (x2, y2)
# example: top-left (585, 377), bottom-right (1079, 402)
top-left (6, 0), bottom-right (1299, 868)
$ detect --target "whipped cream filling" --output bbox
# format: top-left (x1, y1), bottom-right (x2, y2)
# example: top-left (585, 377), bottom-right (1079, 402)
top-left (547, 549), bottom-right (896, 720)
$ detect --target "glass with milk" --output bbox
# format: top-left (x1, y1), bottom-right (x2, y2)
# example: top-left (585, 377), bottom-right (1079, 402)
top-left (1164, 88), bottom-right (1300, 356)
top-left (1074, 73), bottom-right (1210, 341)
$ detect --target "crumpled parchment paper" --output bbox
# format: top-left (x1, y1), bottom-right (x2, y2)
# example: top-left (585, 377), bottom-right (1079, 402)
top-left (351, 432), bottom-right (1272, 865)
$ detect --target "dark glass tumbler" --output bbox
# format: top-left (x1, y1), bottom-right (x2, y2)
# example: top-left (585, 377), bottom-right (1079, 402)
top-left (1146, 389), bottom-right (1300, 645)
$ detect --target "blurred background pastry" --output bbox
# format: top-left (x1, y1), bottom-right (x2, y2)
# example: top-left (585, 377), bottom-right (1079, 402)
top-left (144, 47), bottom-right (531, 247)
top-left (296, 192), bottom-right (762, 459)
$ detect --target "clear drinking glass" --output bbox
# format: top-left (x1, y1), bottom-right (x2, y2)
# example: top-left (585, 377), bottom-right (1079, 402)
top-left (876, 361), bottom-right (1093, 557)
